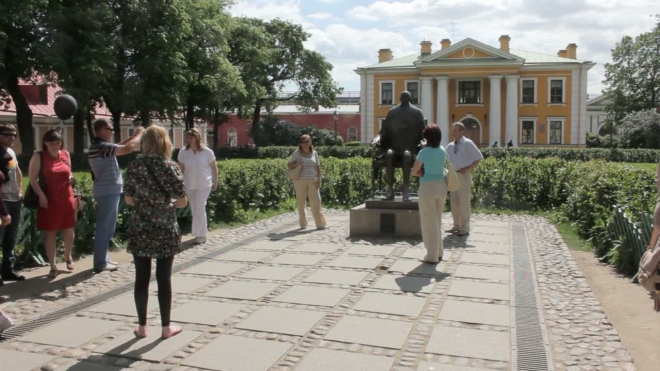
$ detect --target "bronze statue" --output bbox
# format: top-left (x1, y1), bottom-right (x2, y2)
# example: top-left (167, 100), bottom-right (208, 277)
top-left (377, 91), bottom-right (425, 201)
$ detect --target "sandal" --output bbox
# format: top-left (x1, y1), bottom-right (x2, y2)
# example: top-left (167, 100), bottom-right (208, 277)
top-left (48, 269), bottom-right (59, 279)
top-left (66, 258), bottom-right (75, 271)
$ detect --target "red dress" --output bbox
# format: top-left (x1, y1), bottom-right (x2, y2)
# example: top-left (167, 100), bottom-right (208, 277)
top-left (37, 151), bottom-right (76, 231)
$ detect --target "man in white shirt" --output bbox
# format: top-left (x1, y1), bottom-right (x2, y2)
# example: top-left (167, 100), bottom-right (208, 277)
top-left (446, 122), bottom-right (483, 236)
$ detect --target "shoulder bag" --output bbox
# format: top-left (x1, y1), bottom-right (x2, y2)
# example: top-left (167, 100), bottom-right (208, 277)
top-left (287, 152), bottom-right (302, 181)
top-left (23, 152), bottom-right (45, 209)
top-left (445, 160), bottom-right (460, 192)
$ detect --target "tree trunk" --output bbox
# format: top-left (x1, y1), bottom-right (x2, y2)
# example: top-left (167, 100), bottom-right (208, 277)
top-left (4, 73), bottom-right (34, 154)
top-left (86, 110), bottom-right (94, 140)
top-left (186, 101), bottom-right (194, 130)
top-left (140, 108), bottom-right (150, 127)
top-left (73, 107), bottom-right (85, 153)
top-left (213, 107), bottom-right (220, 147)
top-left (252, 101), bottom-right (262, 131)
top-left (111, 111), bottom-right (122, 142)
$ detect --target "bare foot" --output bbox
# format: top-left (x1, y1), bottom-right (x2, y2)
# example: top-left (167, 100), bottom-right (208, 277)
top-left (161, 325), bottom-right (182, 339)
top-left (133, 326), bottom-right (147, 338)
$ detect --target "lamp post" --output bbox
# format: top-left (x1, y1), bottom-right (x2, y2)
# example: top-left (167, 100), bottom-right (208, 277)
top-left (333, 109), bottom-right (338, 144)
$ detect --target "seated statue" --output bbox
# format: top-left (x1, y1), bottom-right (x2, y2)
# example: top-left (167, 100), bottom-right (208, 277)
top-left (375, 91), bottom-right (425, 201)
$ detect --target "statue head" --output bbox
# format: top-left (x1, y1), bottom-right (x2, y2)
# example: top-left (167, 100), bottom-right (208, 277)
top-left (400, 91), bottom-right (411, 105)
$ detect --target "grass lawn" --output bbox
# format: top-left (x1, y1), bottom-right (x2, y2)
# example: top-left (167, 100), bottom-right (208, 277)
top-left (621, 162), bottom-right (656, 171)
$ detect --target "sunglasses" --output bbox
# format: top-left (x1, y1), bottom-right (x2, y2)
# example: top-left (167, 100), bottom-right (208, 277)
top-left (0, 133), bottom-right (16, 138)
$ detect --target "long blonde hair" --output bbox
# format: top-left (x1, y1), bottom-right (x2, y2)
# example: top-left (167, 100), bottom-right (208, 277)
top-left (141, 125), bottom-right (173, 158)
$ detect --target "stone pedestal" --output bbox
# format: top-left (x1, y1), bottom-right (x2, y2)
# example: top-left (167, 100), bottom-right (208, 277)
top-left (350, 197), bottom-right (421, 238)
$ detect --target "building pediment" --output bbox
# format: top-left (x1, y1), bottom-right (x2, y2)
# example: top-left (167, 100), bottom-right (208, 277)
top-left (416, 38), bottom-right (524, 66)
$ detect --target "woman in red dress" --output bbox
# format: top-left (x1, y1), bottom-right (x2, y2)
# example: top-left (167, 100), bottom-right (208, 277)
top-left (28, 129), bottom-right (76, 278)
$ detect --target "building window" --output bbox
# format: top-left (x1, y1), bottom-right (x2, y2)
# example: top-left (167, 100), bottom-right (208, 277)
top-left (406, 81), bottom-right (419, 105)
top-left (347, 127), bottom-right (358, 142)
top-left (227, 128), bottom-right (238, 147)
top-left (380, 82), bottom-right (393, 105)
top-left (549, 79), bottom-right (564, 103)
top-left (458, 81), bottom-right (481, 104)
top-left (549, 120), bottom-right (563, 144)
top-left (521, 80), bottom-right (535, 104)
top-left (521, 120), bottom-right (535, 144)
top-left (207, 130), bottom-right (215, 147)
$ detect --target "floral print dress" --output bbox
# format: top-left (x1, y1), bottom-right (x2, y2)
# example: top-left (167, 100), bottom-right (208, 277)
top-left (124, 154), bottom-right (187, 259)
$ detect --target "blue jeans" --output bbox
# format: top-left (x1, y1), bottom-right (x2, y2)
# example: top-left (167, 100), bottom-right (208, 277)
top-left (93, 194), bottom-right (121, 271)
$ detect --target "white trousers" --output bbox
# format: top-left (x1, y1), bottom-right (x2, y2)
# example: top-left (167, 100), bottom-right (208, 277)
top-left (293, 179), bottom-right (326, 228)
top-left (186, 186), bottom-right (212, 238)
top-left (418, 179), bottom-right (448, 261)
top-left (450, 172), bottom-right (472, 233)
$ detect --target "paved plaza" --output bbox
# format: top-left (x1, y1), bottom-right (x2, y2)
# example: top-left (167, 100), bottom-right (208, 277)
top-left (0, 210), bottom-right (636, 371)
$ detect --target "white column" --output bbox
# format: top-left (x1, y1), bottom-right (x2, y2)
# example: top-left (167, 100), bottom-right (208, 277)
top-left (359, 73), bottom-right (367, 143)
top-left (420, 76), bottom-right (434, 123)
top-left (488, 75), bottom-right (502, 146)
top-left (365, 73), bottom-right (375, 143)
top-left (505, 75), bottom-right (519, 147)
top-left (435, 75), bottom-right (450, 146)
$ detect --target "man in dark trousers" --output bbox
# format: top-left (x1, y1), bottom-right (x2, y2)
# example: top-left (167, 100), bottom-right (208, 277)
top-left (0, 124), bottom-right (24, 284)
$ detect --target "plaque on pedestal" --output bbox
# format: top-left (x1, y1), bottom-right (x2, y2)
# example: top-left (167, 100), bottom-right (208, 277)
top-left (349, 196), bottom-right (422, 238)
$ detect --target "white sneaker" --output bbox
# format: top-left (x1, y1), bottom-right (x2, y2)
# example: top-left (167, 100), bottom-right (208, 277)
top-left (95, 263), bottom-right (119, 273)
top-left (0, 312), bottom-right (14, 333)
top-left (194, 237), bottom-right (207, 245)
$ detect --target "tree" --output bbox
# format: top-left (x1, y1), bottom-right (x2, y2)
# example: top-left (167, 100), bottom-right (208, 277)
top-left (46, 0), bottom-right (115, 153)
top-left (181, 0), bottom-right (243, 131)
top-left (251, 116), bottom-right (342, 146)
top-left (0, 0), bottom-right (49, 153)
top-left (617, 109), bottom-right (660, 149)
top-left (604, 15), bottom-right (660, 123)
top-left (227, 18), bottom-right (342, 126)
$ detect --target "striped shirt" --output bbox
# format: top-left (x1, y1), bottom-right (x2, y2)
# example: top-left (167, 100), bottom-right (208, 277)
top-left (88, 137), bottom-right (122, 197)
top-left (289, 149), bottom-right (320, 180)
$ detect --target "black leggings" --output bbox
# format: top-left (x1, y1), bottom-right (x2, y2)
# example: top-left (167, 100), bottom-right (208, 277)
top-left (133, 255), bottom-right (174, 327)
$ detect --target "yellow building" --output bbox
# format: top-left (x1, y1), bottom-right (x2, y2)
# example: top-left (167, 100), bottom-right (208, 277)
top-left (355, 36), bottom-right (595, 147)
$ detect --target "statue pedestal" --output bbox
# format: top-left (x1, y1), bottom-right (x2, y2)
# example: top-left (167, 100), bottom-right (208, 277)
top-left (350, 196), bottom-right (421, 238)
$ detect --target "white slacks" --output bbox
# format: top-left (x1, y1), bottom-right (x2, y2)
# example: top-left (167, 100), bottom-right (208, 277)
top-left (186, 186), bottom-right (212, 238)
top-left (449, 171), bottom-right (472, 234)
top-left (418, 179), bottom-right (448, 262)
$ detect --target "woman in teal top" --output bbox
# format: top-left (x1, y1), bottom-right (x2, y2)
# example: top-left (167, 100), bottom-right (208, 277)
top-left (412, 124), bottom-right (447, 263)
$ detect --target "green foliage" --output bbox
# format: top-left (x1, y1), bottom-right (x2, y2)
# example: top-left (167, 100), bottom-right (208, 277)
top-left (617, 109), bottom-right (660, 149)
top-left (343, 141), bottom-right (364, 147)
top-left (586, 133), bottom-right (618, 148)
top-left (604, 15), bottom-right (660, 124)
top-left (250, 116), bottom-right (342, 146)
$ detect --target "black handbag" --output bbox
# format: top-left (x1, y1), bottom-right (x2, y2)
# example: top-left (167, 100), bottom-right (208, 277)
top-left (23, 152), bottom-right (45, 209)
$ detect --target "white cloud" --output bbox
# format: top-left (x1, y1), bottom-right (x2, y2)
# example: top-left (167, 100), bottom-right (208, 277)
top-left (308, 12), bottom-right (333, 20)
top-left (318, 0), bottom-right (342, 3)
top-left (229, 0), bottom-right (310, 27)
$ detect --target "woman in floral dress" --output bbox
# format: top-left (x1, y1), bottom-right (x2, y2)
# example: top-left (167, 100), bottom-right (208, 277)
top-left (124, 125), bottom-right (187, 339)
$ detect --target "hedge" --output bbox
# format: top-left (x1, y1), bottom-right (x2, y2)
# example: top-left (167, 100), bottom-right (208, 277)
top-left (11, 157), bottom-right (655, 276)
top-left (15, 146), bottom-right (660, 172)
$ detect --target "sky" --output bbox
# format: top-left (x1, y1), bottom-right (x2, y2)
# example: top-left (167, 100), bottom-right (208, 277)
top-left (230, 0), bottom-right (660, 97)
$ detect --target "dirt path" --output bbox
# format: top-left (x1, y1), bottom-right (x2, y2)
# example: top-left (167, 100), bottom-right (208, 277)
top-left (571, 250), bottom-right (660, 371)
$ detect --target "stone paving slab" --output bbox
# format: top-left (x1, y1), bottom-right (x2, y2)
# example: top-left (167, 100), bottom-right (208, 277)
top-left (303, 269), bottom-right (370, 285)
top-left (239, 266), bottom-right (305, 281)
top-left (460, 252), bottom-right (509, 266)
top-left (448, 280), bottom-right (510, 301)
top-left (58, 361), bottom-right (123, 371)
top-left (353, 292), bottom-right (427, 317)
top-left (203, 280), bottom-right (279, 300)
top-left (89, 294), bottom-right (159, 316)
top-left (372, 274), bottom-right (436, 293)
top-left (273, 285), bottom-right (351, 307)
top-left (438, 300), bottom-right (510, 326)
top-left (180, 260), bottom-right (247, 276)
top-left (464, 243), bottom-right (510, 255)
top-left (417, 362), bottom-right (493, 371)
top-left (235, 307), bottom-right (325, 336)
top-left (18, 317), bottom-right (122, 348)
top-left (93, 330), bottom-right (202, 362)
top-left (0, 348), bottom-right (55, 371)
top-left (214, 250), bottom-right (274, 262)
top-left (326, 256), bottom-right (384, 269)
top-left (151, 276), bottom-right (215, 294)
top-left (241, 240), bottom-right (295, 251)
top-left (170, 300), bottom-right (245, 325)
top-left (454, 265), bottom-right (509, 281)
top-left (296, 348), bottom-right (395, 371)
top-left (270, 253), bottom-right (325, 266)
top-left (401, 248), bottom-right (428, 260)
top-left (326, 315), bottom-right (413, 349)
top-left (346, 245), bottom-right (397, 256)
top-left (389, 260), bottom-right (446, 276)
top-left (183, 335), bottom-right (292, 371)
top-left (426, 326), bottom-right (510, 361)
top-left (467, 233), bottom-right (509, 243)
top-left (292, 242), bottom-right (342, 253)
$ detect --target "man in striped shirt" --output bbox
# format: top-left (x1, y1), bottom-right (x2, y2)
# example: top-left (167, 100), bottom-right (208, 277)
top-left (88, 119), bottom-right (143, 273)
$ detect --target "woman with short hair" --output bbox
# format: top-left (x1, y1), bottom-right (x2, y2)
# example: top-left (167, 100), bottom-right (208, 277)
top-left (412, 124), bottom-right (447, 263)
top-left (288, 134), bottom-right (327, 229)
top-left (28, 129), bottom-right (76, 278)
top-left (124, 125), bottom-right (187, 339)
top-left (177, 128), bottom-right (217, 244)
